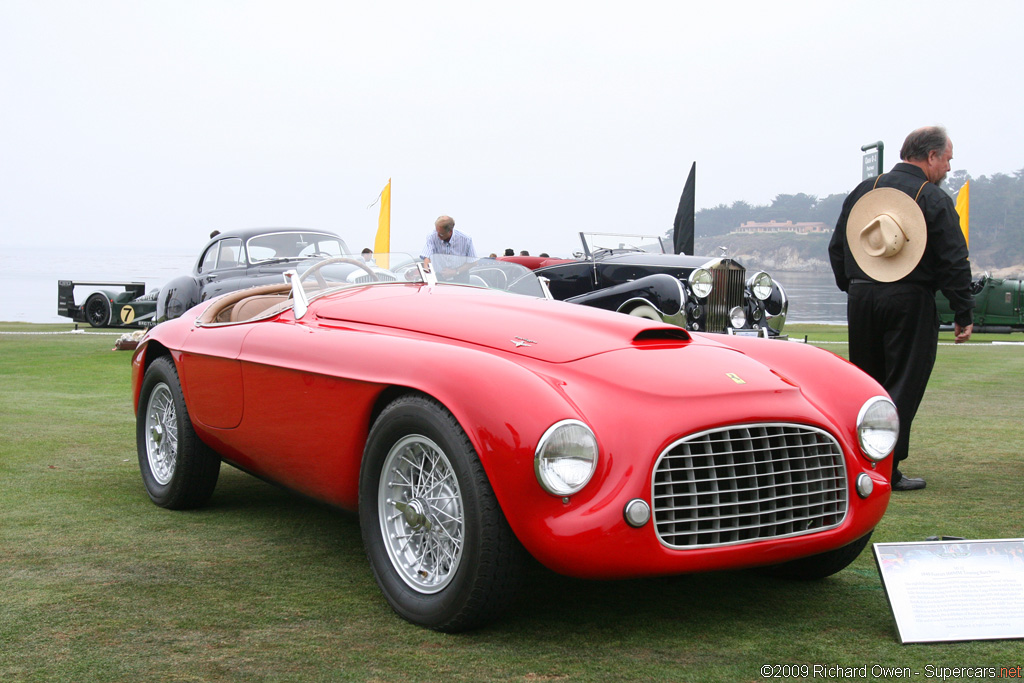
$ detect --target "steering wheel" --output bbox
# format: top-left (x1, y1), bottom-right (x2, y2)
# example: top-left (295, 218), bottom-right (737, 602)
top-left (299, 256), bottom-right (380, 288)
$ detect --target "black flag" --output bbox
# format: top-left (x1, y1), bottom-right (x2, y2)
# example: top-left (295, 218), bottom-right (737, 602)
top-left (672, 162), bottom-right (695, 255)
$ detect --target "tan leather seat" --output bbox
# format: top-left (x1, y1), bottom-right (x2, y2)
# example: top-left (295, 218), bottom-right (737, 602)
top-left (196, 283), bottom-right (292, 325)
top-left (229, 294), bottom-right (291, 322)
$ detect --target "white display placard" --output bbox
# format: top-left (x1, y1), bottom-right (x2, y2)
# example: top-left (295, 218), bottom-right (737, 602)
top-left (873, 539), bottom-right (1024, 643)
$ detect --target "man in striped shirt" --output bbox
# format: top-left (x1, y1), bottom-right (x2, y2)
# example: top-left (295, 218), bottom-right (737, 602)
top-left (421, 215), bottom-right (477, 280)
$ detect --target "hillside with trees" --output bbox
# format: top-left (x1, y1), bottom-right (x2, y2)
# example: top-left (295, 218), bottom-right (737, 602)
top-left (683, 168), bottom-right (1024, 274)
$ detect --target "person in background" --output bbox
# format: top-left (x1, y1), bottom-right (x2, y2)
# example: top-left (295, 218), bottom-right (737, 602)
top-left (421, 215), bottom-right (476, 279)
top-left (828, 125), bottom-right (974, 492)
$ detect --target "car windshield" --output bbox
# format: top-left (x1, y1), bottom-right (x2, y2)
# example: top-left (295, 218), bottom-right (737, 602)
top-left (296, 254), bottom-right (548, 299)
top-left (247, 231), bottom-right (350, 264)
top-left (580, 232), bottom-right (668, 257)
top-left (430, 255), bottom-right (548, 297)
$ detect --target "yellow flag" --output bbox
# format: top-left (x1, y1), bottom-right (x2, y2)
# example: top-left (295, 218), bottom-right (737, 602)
top-left (374, 179), bottom-right (391, 268)
top-left (955, 181), bottom-right (969, 248)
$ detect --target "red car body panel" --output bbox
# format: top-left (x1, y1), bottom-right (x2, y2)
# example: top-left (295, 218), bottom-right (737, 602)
top-left (133, 281), bottom-right (892, 580)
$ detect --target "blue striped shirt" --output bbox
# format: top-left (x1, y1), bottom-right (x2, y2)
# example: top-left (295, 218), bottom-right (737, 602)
top-left (421, 229), bottom-right (476, 260)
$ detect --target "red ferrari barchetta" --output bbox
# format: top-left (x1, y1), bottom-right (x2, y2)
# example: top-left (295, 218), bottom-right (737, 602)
top-left (132, 255), bottom-right (897, 631)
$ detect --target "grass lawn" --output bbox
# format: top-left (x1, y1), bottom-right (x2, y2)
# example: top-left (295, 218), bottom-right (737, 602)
top-left (2, 322), bottom-right (1022, 682)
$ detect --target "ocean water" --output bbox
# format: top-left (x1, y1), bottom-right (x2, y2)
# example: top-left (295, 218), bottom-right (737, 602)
top-left (0, 245), bottom-right (847, 325)
top-left (773, 270), bottom-right (848, 325)
top-left (1, 245), bottom-right (196, 324)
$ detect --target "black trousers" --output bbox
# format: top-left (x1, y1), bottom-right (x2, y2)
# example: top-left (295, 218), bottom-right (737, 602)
top-left (847, 282), bottom-right (939, 478)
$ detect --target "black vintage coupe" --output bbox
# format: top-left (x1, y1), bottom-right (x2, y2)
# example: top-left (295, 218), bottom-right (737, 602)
top-left (156, 228), bottom-right (367, 323)
top-left (57, 228), bottom-right (360, 327)
top-left (501, 232), bottom-right (789, 337)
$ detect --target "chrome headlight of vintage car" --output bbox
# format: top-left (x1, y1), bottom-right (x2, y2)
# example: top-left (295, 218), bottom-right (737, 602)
top-left (729, 306), bottom-right (746, 328)
top-left (535, 420), bottom-right (598, 496)
top-left (748, 271), bottom-right (774, 301)
top-left (857, 396), bottom-right (899, 461)
top-left (688, 268), bottom-right (713, 299)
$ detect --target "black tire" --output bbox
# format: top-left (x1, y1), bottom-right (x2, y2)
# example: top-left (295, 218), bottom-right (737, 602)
top-left (359, 395), bottom-right (525, 632)
top-left (757, 531), bottom-right (874, 580)
top-left (84, 293), bottom-right (112, 328)
top-left (136, 356), bottom-right (220, 509)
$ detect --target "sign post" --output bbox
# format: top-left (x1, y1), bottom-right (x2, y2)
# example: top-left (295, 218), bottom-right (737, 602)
top-left (861, 140), bottom-right (884, 180)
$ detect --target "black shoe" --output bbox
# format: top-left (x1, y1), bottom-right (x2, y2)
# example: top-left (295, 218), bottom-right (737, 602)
top-left (892, 476), bottom-right (926, 491)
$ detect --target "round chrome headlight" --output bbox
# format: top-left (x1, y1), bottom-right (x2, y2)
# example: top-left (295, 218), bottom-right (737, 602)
top-left (857, 396), bottom-right (899, 461)
top-left (729, 306), bottom-right (746, 328)
top-left (688, 268), bottom-right (713, 299)
top-left (748, 271), bottom-right (774, 301)
top-left (535, 420), bottom-right (598, 496)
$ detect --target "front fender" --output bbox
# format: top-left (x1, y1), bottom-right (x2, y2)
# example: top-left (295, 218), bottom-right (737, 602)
top-left (566, 273), bottom-right (686, 319)
top-left (156, 275), bottom-right (202, 323)
top-left (764, 281), bottom-right (789, 333)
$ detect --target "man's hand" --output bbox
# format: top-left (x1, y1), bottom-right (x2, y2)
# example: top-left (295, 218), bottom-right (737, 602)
top-left (954, 322), bottom-right (973, 343)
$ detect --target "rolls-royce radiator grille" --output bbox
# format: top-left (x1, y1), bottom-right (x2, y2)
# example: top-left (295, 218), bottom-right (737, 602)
top-left (652, 424), bottom-right (848, 549)
top-left (705, 263), bottom-right (745, 332)
top-left (353, 273), bottom-right (398, 284)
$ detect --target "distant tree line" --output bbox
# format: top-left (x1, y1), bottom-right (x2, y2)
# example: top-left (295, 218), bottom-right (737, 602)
top-left (682, 168), bottom-right (1024, 268)
top-left (691, 193), bottom-right (846, 238)
top-left (945, 169), bottom-right (1024, 268)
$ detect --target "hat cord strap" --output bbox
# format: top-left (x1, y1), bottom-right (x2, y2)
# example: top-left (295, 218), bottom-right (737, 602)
top-left (914, 181), bottom-right (928, 202)
top-left (873, 174), bottom-right (930, 204)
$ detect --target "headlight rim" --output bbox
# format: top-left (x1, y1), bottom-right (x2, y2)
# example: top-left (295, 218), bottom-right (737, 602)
top-left (534, 419), bottom-right (599, 497)
top-left (688, 268), bottom-right (713, 299)
top-left (856, 396), bottom-right (899, 462)
top-left (729, 305), bottom-right (747, 329)
top-left (748, 271), bottom-right (774, 301)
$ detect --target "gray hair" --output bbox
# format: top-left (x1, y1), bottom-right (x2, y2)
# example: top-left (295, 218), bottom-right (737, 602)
top-left (900, 126), bottom-right (949, 162)
top-left (435, 215), bottom-right (455, 232)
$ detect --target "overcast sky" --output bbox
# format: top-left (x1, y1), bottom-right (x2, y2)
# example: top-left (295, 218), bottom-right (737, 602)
top-left (2, 0), bottom-right (1022, 259)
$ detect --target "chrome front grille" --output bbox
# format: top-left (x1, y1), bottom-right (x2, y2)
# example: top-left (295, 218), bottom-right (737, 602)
top-left (704, 262), bottom-right (745, 332)
top-left (652, 424), bottom-right (848, 549)
top-left (352, 273), bottom-right (398, 284)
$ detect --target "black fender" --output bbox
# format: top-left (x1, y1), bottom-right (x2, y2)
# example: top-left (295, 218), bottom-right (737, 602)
top-left (566, 273), bottom-right (686, 319)
top-left (156, 275), bottom-right (202, 323)
top-left (763, 281), bottom-right (789, 334)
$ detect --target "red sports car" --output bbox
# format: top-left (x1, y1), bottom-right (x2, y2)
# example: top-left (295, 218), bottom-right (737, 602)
top-left (132, 255), bottom-right (897, 632)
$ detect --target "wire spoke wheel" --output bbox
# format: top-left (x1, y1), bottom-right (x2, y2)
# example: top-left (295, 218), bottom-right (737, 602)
top-left (379, 435), bottom-right (464, 593)
top-left (144, 383), bottom-right (179, 485)
top-left (360, 395), bottom-right (525, 631)
top-left (136, 356), bottom-right (220, 509)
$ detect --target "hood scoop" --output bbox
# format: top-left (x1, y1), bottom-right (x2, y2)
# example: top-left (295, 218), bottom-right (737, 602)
top-left (632, 328), bottom-right (690, 345)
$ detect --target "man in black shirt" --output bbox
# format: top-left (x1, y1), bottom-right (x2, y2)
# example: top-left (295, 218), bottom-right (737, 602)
top-left (829, 126), bottom-right (974, 491)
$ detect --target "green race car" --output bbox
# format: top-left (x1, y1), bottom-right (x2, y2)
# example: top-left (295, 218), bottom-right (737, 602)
top-left (58, 280), bottom-right (158, 328)
top-left (937, 274), bottom-right (1024, 331)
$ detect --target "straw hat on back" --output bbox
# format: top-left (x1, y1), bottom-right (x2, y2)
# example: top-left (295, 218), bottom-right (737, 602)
top-left (847, 187), bottom-right (927, 282)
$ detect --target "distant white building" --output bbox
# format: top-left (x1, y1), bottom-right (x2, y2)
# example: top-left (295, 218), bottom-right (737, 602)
top-left (731, 220), bottom-right (829, 235)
